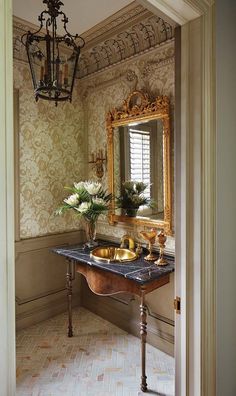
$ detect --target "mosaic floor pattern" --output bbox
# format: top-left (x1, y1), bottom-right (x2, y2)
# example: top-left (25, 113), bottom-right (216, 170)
top-left (16, 307), bottom-right (174, 396)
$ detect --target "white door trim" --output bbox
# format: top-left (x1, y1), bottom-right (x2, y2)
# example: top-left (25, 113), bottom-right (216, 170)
top-left (140, 1), bottom-right (216, 395)
top-left (0, 0), bottom-right (16, 394)
top-left (138, 0), bottom-right (201, 24)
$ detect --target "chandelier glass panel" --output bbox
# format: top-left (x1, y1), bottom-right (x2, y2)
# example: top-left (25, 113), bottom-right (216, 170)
top-left (22, 0), bottom-right (85, 105)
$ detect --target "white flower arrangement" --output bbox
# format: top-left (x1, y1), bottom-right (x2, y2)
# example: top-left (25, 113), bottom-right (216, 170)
top-left (56, 180), bottom-right (112, 222)
top-left (64, 193), bottom-right (79, 206)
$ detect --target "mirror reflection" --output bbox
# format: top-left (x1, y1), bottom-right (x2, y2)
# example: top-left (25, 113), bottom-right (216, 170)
top-left (107, 90), bottom-right (172, 234)
top-left (114, 119), bottom-right (164, 220)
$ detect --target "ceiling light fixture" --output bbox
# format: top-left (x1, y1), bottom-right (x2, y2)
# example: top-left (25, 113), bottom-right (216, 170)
top-left (21, 0), bottom-right (85, 106)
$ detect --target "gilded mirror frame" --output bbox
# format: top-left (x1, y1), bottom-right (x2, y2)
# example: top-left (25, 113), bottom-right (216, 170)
top-left (106, 90), bottom-right (172, 235)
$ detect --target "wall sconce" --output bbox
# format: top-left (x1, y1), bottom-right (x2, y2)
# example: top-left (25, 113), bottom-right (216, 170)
top-left (89, 149), bottom-right (107, 179)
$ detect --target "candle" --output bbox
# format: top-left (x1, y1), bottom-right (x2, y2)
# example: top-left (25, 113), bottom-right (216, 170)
top-left (91, 153), bottom-right (94, 162)
top-left (64, 63), bottom-right (68, 86)
top-left (64, 63), bottom-right (68, 78)
top-left (56, 58), bottom-right (60, 86)
top-left (59, 70), bottom-right (62, 87)
top-left (40, 65), bottom-right (44, 81)
top-left (44, 60), bottom-right (48, 82)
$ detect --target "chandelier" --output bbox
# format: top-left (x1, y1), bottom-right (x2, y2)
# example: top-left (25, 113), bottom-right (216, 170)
top-left (21, 0), bottom-right (85, 105)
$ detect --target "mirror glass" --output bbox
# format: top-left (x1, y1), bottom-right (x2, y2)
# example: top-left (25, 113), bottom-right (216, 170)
top-left (107, 91), bottom-right (172, 234)
top-left (113, 119), bottom-right (164, 220)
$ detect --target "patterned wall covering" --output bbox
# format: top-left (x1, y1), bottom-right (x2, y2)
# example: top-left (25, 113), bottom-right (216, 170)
top-left (13, 18), bottom-right (175, 252)
top-left (14, 63), bottom-right (86, 238)
top-left (80, 40), bottom-right (175, 250)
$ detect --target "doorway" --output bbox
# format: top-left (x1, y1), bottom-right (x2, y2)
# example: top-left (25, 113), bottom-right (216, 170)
top-left (0, 0), bottom-right (215, 395)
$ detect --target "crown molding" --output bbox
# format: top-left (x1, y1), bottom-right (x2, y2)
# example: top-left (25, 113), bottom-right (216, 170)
top-left (139, 0), bottom-right (214, 25)
top-left (13, 17), bottom-right (43, 65)
top-left (78, 14), bottom-right (174, 78)
top-left (139, 0), bottom-right (199, 25)
top-left (82, 1), bottom-right (152, 50)
top-left (79, 39), bottom-right (174, 85)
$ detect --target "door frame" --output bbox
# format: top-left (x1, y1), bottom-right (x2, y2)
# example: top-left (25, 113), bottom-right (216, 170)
top-left (141, 1), bottom-right (216, 395)
top-left (0, 0), bottom-right (16, 394)
top-left (0, 0), bottom-right (215, 394)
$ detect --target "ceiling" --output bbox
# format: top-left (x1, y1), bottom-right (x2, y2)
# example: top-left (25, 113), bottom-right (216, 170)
top-left (13, 0), bottom-right (134, 36)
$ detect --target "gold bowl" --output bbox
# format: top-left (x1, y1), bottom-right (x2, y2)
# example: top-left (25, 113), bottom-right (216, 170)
top-left (91, 246), bottom-right (138, 263)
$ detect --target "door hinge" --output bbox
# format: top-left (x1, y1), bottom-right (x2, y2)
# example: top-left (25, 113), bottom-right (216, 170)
top-left (174, 296), bottom-right (181, 314)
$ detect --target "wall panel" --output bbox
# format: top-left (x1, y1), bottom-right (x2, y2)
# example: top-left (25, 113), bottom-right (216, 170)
top-left (15, 231), bottom-right (84, 329)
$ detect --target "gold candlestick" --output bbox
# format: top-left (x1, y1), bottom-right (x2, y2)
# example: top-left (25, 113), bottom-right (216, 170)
top-left (140, 229), bottom-right (158, 261)
top-left (155, 229), bottom-right (167, 266)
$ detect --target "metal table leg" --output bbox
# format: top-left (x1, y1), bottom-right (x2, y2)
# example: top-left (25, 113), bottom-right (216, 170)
top-left (140, 289), bottom-right (148, 392)
top-left (66, 259), bottom-right (75, 337)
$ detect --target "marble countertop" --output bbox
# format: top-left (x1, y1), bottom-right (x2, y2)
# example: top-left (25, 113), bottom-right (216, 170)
top-left (52, 240), bottom-right (175, 285)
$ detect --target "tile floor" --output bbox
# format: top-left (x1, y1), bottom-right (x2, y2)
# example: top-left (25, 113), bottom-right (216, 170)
top-left (16, 307), bottom-right (175, 396)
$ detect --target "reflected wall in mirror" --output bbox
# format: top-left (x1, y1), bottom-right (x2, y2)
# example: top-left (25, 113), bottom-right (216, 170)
top-left (114, 119), bottom-right (164, 220)
top-left (107, 90), bottom-right (172, 235)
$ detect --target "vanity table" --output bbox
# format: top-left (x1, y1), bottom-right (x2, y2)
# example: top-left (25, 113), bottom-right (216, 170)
top-left (52, 241), bottom-right (174, 392)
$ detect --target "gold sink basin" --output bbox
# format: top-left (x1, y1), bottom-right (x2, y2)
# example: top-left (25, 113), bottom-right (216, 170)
top-left (91, 246), bottom-right (138, 263)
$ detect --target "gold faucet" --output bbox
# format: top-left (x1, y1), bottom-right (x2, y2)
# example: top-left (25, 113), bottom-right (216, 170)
top-left (120, 234), bottom-right (135, 251)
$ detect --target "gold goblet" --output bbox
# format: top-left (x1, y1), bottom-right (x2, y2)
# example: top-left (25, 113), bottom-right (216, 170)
top-left (155, 229), bottom-right (168, 266)
top-left (140, 229), bottom-right (158, 261)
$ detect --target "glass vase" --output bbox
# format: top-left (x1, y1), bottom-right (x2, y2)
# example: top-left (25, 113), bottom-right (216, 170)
top-left (84, 217), bottom-right (98, 248)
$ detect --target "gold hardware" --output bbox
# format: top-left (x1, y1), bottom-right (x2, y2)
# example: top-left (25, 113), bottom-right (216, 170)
top-left (140, 229), bottom-right (158, 261)
top-left (120, 234), bottom-right (135, 251)
top-left (91, 246), bottom-right (138, 263)
top-left (174, 296), bottom-right (181, 314)
top-left (106, 90), bottom-right (172, 235)
top-left (89, 148), bottom-right (107, 179)
top-left (155, 229), bottom-right (168, 266)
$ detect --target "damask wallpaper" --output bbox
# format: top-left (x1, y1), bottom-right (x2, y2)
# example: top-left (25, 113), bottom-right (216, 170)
top-left (14, 23), bottom-right (175, 252)
top-left (14, 62), bottom-right (86, 238)
top-left (79, 40), bottom-right (175, 251)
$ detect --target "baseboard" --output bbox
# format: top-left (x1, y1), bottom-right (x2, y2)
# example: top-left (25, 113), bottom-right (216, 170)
top-left (81, 279), bottom-right (174, 356)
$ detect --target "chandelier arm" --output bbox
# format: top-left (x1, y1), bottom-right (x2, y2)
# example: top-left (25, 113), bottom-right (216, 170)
top-left (20, 13), bottom-right (45, 47)
top-left (60, 11), bottom-right (85, 49)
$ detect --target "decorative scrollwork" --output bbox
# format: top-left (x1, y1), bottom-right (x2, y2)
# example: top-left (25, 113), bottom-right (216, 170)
top-left (108, 90), bottom-right (170, 124)
top-left (78, 14), bottom-right (173, 79)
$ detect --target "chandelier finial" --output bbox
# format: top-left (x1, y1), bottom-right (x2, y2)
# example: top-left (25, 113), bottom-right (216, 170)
top-left (43, 0), bottom-right (64, 17)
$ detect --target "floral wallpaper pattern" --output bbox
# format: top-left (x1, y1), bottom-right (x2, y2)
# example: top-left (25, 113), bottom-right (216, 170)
top-left (14, 63), bottom-right (86, 238)
top-left (80, 40), bottom-right (175, 250)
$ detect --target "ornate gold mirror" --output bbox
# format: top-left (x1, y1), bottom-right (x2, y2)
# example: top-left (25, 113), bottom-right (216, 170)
top-left (106, 90), bottom-right (172, 235)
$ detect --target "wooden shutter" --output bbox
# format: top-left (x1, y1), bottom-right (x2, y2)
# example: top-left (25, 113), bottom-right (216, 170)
top-left (129, 128), bottom-right (151, 199)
